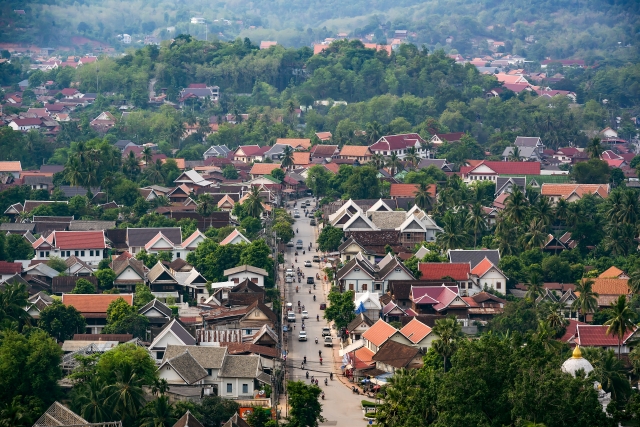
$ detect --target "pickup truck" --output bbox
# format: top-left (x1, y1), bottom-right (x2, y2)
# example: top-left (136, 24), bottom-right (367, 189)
top-left (324, 336), bottom-right (333, 347)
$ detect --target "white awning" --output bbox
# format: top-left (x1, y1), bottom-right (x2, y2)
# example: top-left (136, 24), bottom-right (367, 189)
top-left (339, 339), bottom-right (364, 356)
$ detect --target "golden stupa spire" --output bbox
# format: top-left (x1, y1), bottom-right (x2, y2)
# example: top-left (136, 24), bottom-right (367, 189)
top-left (572, 345), bottom-right (582, 359)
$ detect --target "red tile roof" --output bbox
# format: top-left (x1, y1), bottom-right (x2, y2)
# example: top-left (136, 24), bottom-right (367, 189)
top-left (410, 285), bottom-right (461, 311)
top-left (588, 278), bottom-right (629, 295)
top-left (353, 346), bottom-right (375, 369)
top-left (370, 133), bottom-right (425, 151)
top-left (0, 261), bottom-right (22, 274)
top-left (559, 319), bottom-right (586, 342)
top-left (389, 183), bottom-right (435, 197)
top-left (433, 132), bottom-right (465, 142)
top-left (12, 118), bottom-right (42, 126)
top-left (471, 257), bottom-right (496, 277)
top-left (576, 324), bottom-right (636, 346)
top-left (250, 163), bottom-right (282, 175)
top-left (323, 163), bottom-right (340, 173)
top-left (418, 263), bottom-right (470, 281)
top-left (362, 319), bottom-right (397, 347)
top-left (399, 318), bottom-right (432, 343)
top-left (62, 294), bottom-right (133, 313)
top-left (235, 145), bottom-right (263, 156)
top-left (51, 231), bottom-right (106, 249)
top-left (460, 161), bottom-right (540, 176)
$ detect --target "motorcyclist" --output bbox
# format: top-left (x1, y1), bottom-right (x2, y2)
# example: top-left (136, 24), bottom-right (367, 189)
top-left (325, 378), bottom-right (328, 386)
top-left (313, 295), bottom-right (316, 301)
top-left (315, 337), bottom-right (318, 344)
top-left (306, 371), bottom-right (309, 379)
top-left (317, 314), bottom-right (319, 321)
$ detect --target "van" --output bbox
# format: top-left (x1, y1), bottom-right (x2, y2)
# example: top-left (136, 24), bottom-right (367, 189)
top-left (287, 312), bottom-right (296, 322)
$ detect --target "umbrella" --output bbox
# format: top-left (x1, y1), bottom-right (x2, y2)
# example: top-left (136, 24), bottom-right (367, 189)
top-left (361, 379), bottom-right (371, 383)
top-left (345, 364), bottom-right (353, 370)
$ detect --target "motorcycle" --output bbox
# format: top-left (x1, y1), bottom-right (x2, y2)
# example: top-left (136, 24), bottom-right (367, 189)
top-left (308, 288), bottom-right (311, 294)
top-left (313, 295), bottom-right (316, 301)
top-left (319, 357), bottom-right (323, 365)
top-left (317, 314), bottom-right (319, 321)
top-left (296, 287), bottom-right (299, 293)
top-left (321, 393), bottom-right (325, 400)
top-left (324, 378), bottom-right (328, 386)
top-left (315, 337), bottom-right (318, 344)
top-left (298, 278), bottom-right (301, 283)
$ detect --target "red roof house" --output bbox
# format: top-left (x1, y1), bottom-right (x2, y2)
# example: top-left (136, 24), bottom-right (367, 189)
top-left (418, 263), bottom-right (471, 282)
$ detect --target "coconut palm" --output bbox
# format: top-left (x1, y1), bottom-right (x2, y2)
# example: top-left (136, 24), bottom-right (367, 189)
top-left (521, 218), bottom-right (548, 250)
top-left (404, 147), bottom-right (420, 169)
top-left (104, 366), bottom-right (145, 423)
top-left (365, 121), bottom-right (383, 145)
top-left (508, 146), bottom-right (521, 161)
top-left (588, 348), bottom-right (631, 400)
top-left (524, 271), bottom-right (544, 301)
top-left (386, 153), bottom-right (402, 176)
top-left (604, 295), bottom-right (636, 360)
top-left (139, 396), bottom-right (176, 427)
top-left (144, 160), bottom-right (166, 185)
top-left (535, 320), bottom-right (563, 351)
top-left (65, 157), bottom-right (84, 187)
top-left (281, 145), bottom-right (294, 170)
top-left (151, 378), bottom-right (169, 397)
top-left (414, 183), bottom-right (433, 211)
top-left (504, 186), bottom-right (528, 225)
top-left (543, 301), bottom-right (568, 331)
top-left (72, 378), bottom-right (111, 423)
top-left (466, 203), bottom-right (487, 248)
top-left (604, 190), bottom-right (623, 224)
top-left (370, 153), bottom-right (386, 170)
top-left (0, 397), bottom-right (30, 427)
top-left (618, 189), bottom-right (640, 224)
top-left (0, 283), bottom-right (31, 330)
top-left (533, 196), bottom-right (553, 227)
top-left (196, 194), bottom-right (216, 229)
top-left (141, 146), bottom-right (153, 166)
top-left (244, 186), bottom-right (265, 218)
top-left (432, 316), bottom-right (464, 372)
top-left (628, 267), bottom-right (640, 295)
top-left (554, 198), bottom-right (569, 225)
top-left (586, 137), bottom-right (603, 159)
top-left (436, 211), bottom-right (469, 251)
top-left (572, 279), bottom-right (599, 322)
top-left (123, 151), bottom-right (140, 179)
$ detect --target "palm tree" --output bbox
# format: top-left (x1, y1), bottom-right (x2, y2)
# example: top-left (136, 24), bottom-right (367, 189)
top-left (628, 267), bottom-right (640, 295)
top-left (72, 378), bottom-right (111, 423)
top-left (618, 189), bottom-right (639, 224)
top-left (281, 145), bottom-right (294, 170)
top-left (524, 271), bottom-right (544, 301)
top-left (432, 316), bottom-right (464, 372)
top-left (535, 320), bottom-right (563, 351)
top-left (65, 157), bottom-right (84, 187)
top-left (0, 397), bottom-right (30, 427)
top-left (141, 146), bottom-right (153, 166)
top-left (365, 121), bottom-right (382, 145)
top-left (151, 378), bottom-right (169, 397)
top-left (521, 218), bottom-right (548, 250)
top-left (0, 283), bottom-right (31, 330)
top-left (588, 348), bottom-right (631, 400)
top-left (196, 194), bottom-right (216, 229)
top-left (533, 196), bottom-right (553, 226)
top-left (404, 147), bottom-right (420, 169)
top-left (370, 153), bottom-right (386, 170)
top-left (604, 295), bottom-right (636, 360)
top-left (436, 211), bottom-right (469, 251)
top-left (504, 186), bottom-right (528, 225)
top-left (144, 160), bottom-right (166, 185)
top-left (139, 396), bottom-right (176, 427)
top-left (586, 137), bottom-right (603, 159)
top-left (543, 301), bottom-right (568, 331)
top-left (123, 151), bottom-right (140, 180)
top-left (508, 146), bottom-right (521, 161)
top-left (414, 183), bottom-right (433, 211)
top-left (386, 153), bottom-right (402, 176)
top-left (554, 198), bottom-right (569, 225)
top-left (244, 186), bottom-right (265, 218)
top-left (104, 367), bottom-right (145, 424)
top-left (572, 279), bottom-right (599, 322)
top-left (466, 203), bottom-right (487, 248)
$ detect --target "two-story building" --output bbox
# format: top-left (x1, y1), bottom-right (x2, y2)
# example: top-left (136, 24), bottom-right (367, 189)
top-left (369, 134), bottom-right (429, 159)
top-left (32, 231), bottom-right (107, 266)
top-left (224, 265), bottom-right (269, 287)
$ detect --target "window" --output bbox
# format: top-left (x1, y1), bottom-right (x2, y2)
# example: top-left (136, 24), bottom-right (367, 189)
top-left (227, 383), bottom-right (233, 393)
top-left (349, 283), bottom-right (354, 291)
top-left (354, 268), bottom-right (360, 272)
top-left (90, 250), bottom-right (94, 256)
top-left (375, 283), bottom-right (381, 291)
top-left (157, 351), bottom-right (164, 360)
top-left (496, 282), bottom-right (502, 290)
top-left (406, 233), bottom-right (411, 239)
top-left (207, 369), bottom-right (213, 376)
top-left (81, 251), bottom-right (85, 256)
top-left (242, 384), bottom-right (249, 394)
top-left (40, 251), bottom-right (44, 257)
top-left (46, 251), bottom-right (50, 257)
top-left (362, 284), bottom-right (367, 291)
top-left (96, 250), bottom-right (100, 257)
top-left (245, 329), bottom-right (252, 335)
top-left (75, 251), bottom-right (79, 256)
top-left (346, 255), bottom-right (351, 261)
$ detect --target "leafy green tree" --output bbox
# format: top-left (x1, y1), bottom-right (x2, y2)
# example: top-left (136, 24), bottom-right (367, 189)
top-left (286, 381), bottom-right (324, 427)
top-left (95, 343), bottom-right (157, 386)
top-left (222, 165), bottom-right (238, 180)
top-left (197, 395), bottom-right (240, 427)
top-left (324, 288), bottom-right (355, 330)
top-left (341, 166), bottom-right (380, 199)
top-left (5, 234), bottom-right (34, 261)
top-left (71, 377), bottom-right (111, 423)
top-left (244, 187), bottom-right (265, 218)
top-left (103, 297), bottom-right (149, 338)
top-left (139, 395), bottom-right (176, 427)
top-left (39, 300), bottom-right (87, 341)
top-left (281, 145), bottom-right (294, 169)
top-left (95, 268), bottom-right (116, 290)
top-left (134, 284), bottom-right (155, 309)
top-left (431, 316), bottom-right (464, 371)
top-left (317, 225), bottom-right (344, 252)
top-left (0, 330), bottom-right (62, 412)
top-left (46, 256), bottom-right (68, 272)
top-left (572, 159), bottom-right (610, 184)
top-left (240, 217), bottom-right (262, 237)
top-left (71, 278), bottom-right (96, 294)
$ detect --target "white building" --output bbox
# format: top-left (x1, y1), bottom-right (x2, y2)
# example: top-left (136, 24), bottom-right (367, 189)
top-left (32, 231), bottom-right (107, 266)
top-left (223, 265), bottom-right (269, 287)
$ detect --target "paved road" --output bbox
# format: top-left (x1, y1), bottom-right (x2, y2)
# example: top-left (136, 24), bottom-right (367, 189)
top-left (279, 199), bottom-right (369, 426)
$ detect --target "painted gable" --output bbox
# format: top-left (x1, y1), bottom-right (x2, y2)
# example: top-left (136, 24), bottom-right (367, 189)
top-left (152, 330), bottom-right (184, 349)
top-left (470, 164), bottom-right (497, 174)
top-left (143, 307), bottom-right (169, 318)
top-left (403, 218), bottom-right (426, 231)
top-left (448, 296), bottom-right (469, 307)
top-left (346, 217), bottom-right (374, 230)
top-left (148, 236), bottom-right (175, 250)
top-left (118, 266), bottom-right (144, 281)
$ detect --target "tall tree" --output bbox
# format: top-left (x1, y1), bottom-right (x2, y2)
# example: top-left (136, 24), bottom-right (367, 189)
top-left (431, 316), bottom-right (464, 372)
top-left (604, 295), bottom-right (636, 360)
top-left (281, 145), bottom-right (294, 170)
top-left (286, 381), bottom-right (324, 427)
top-left (244, 186), bottom-right (264, 218)
top-left (572, 279), bottom-right (599, 322)
top-left (196, 194), bottom-right (216, 229)
top-left (39, 301), bottom-right (87, 342)
top-left (466, 202), bottom-right (487, 248)
top-left (386, 153), bottom-right (402, 176)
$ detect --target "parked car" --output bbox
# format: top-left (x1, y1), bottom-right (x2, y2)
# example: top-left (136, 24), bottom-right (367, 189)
top-left (286, 276), bottom-right (293, 283)
top-left (313, 255), bottom-right (320, 262)
top-left (294, 212), bottom-right (300, 218)
top-left (304, 260), bottom-right (312, 267)
top-left (287, 241), bottom-right (294, 247)
top-left (299, 331), bottom-right (307, 341)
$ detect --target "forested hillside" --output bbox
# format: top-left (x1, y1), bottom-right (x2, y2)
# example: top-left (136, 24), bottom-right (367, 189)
top-left (1, 0), bottom-right (639, 61)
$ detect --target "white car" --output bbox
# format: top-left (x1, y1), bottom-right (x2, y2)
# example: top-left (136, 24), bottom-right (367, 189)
top-left (298, 330), bottom-right (307, 341)
top-left (304, 261), bottom-right (312, 267)
top-left (286, 269), bottom-right (294, 277)
top-left (285, 276), bottom-right (293, 283)
top-left (301, 310), bottom-right (309, 319)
